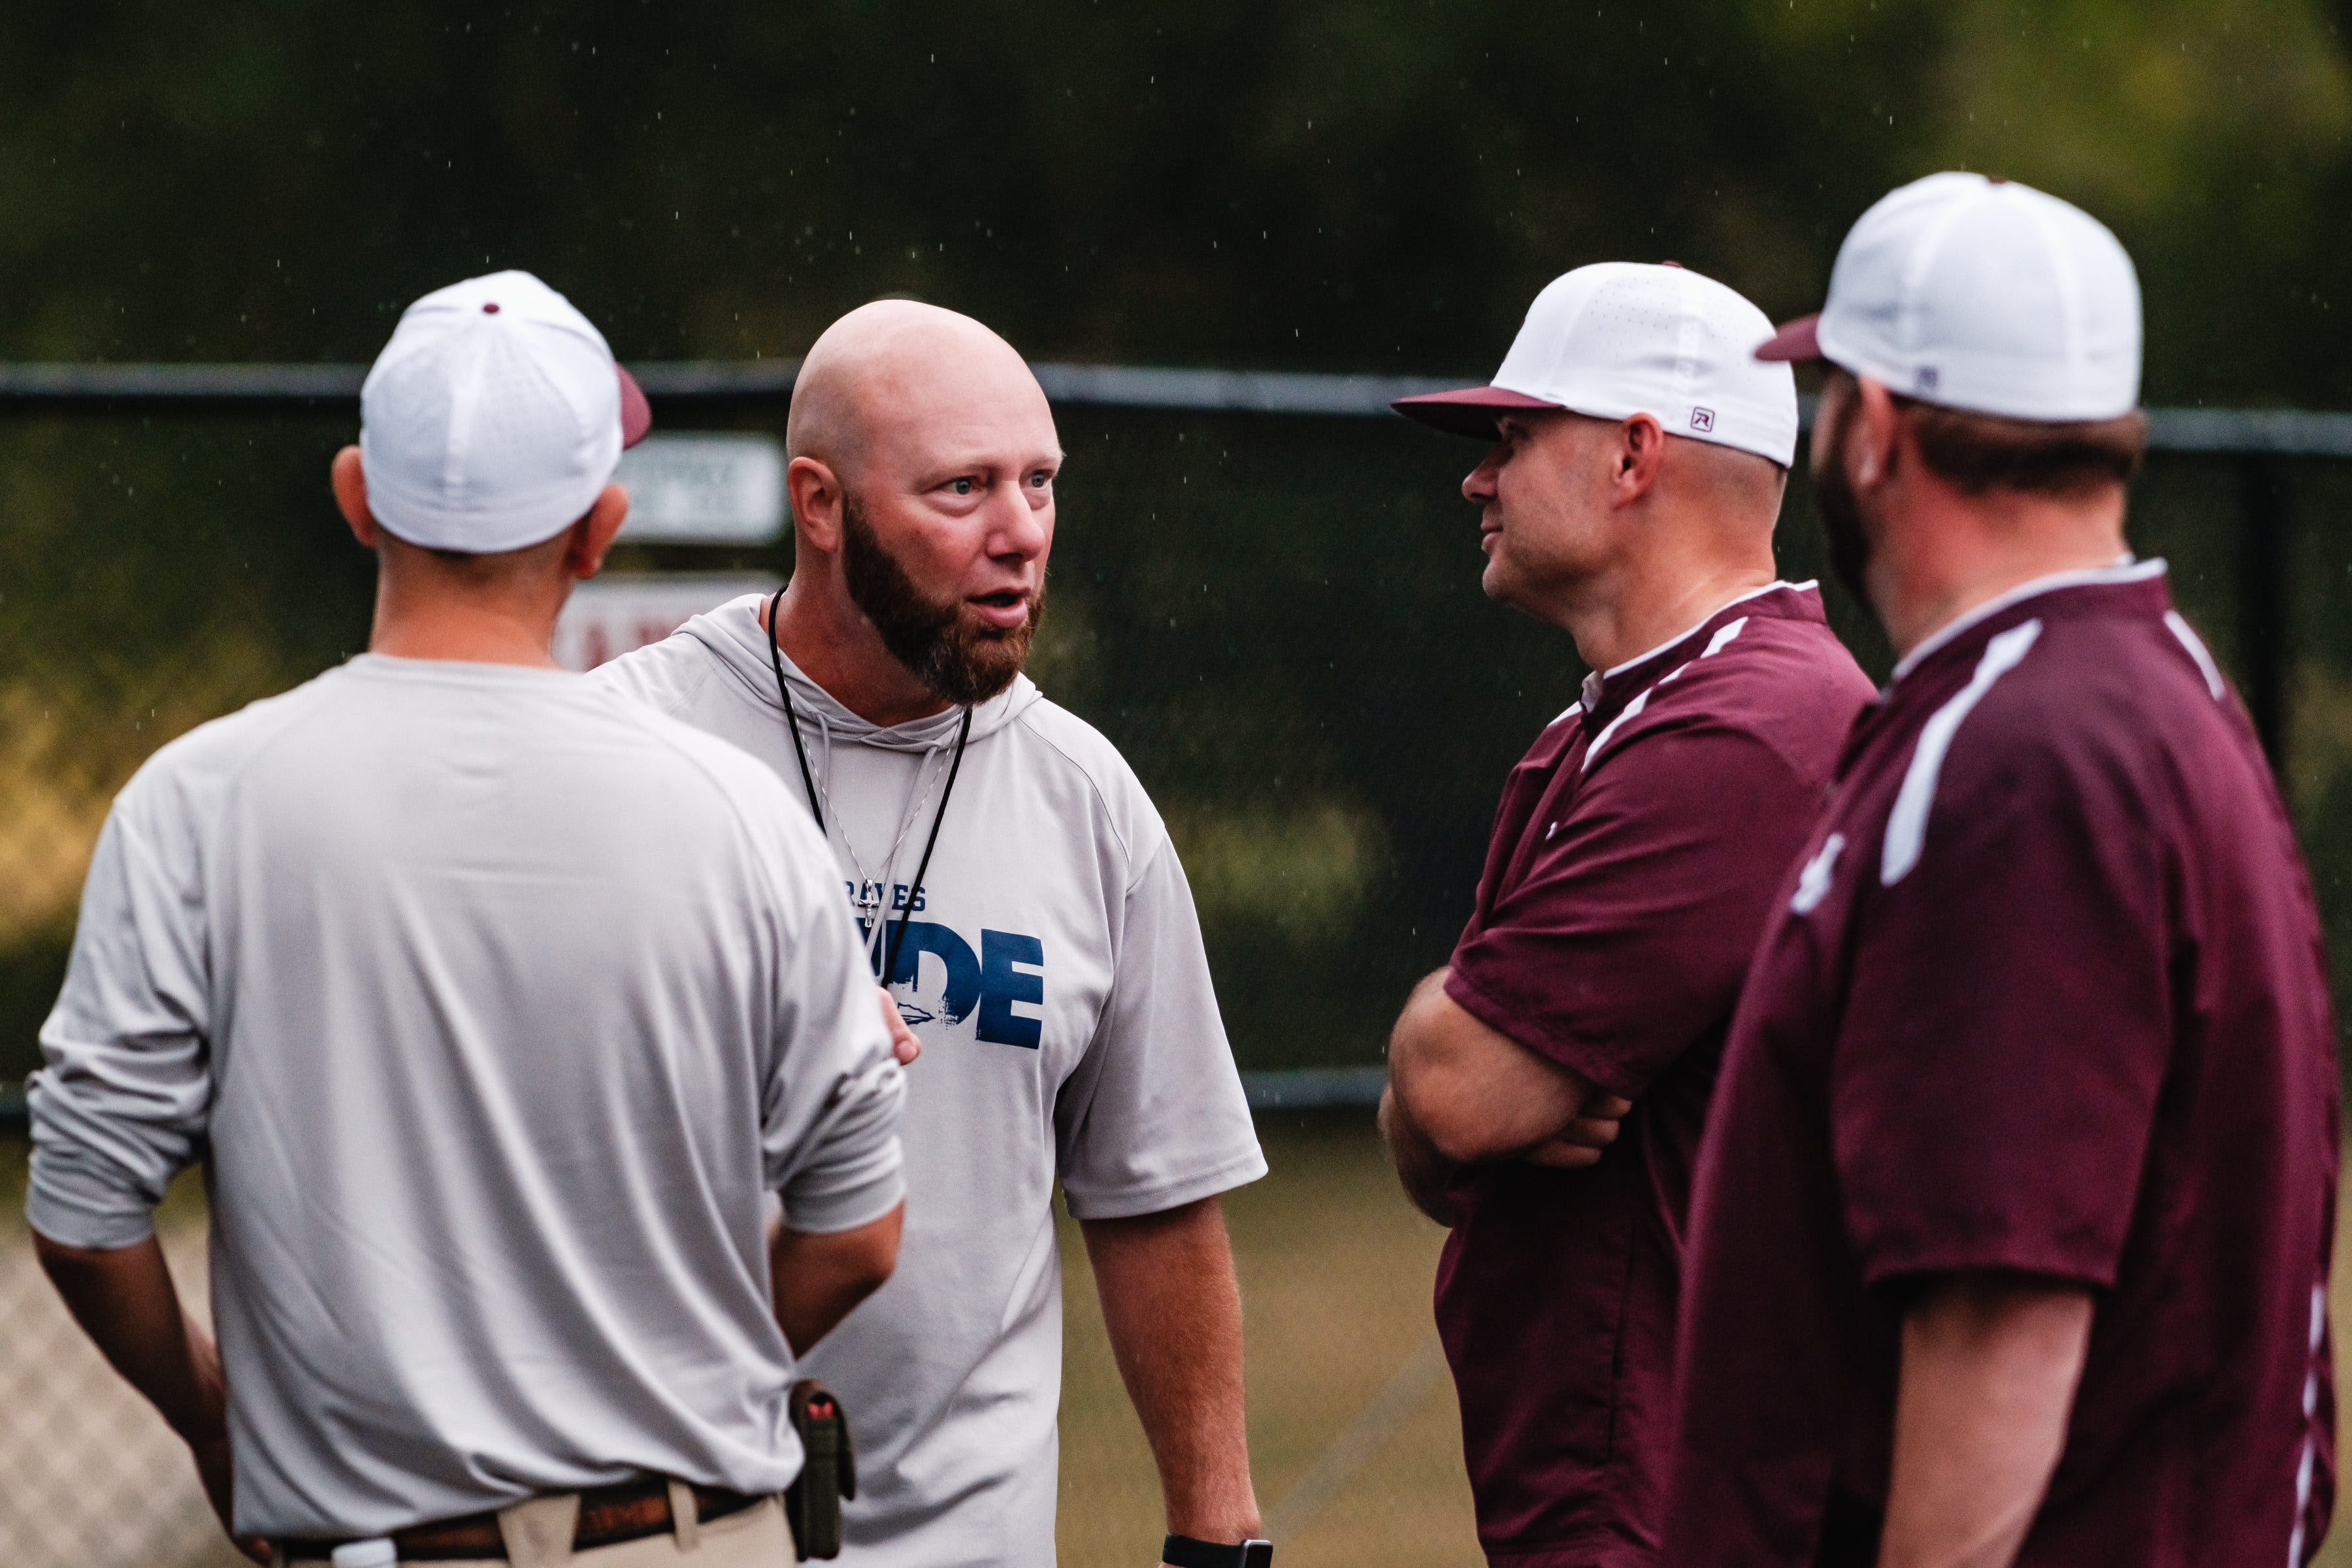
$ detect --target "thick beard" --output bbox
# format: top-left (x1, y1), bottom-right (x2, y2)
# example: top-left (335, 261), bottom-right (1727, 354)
top-left (840, 493), bottom-right (1043, 707)
top-left (1810, 394), bottom-right (1874, 608)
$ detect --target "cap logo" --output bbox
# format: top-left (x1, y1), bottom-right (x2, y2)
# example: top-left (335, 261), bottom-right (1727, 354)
top-left (1690, 406), bottom-right (1716, 433)
top-left (482, 302), bottom-right (500, 314)
top-left (1916, 366), bottom-right (1940, 393)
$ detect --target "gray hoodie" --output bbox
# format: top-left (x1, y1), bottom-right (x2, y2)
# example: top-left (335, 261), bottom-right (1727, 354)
top-left (593, 595), bottom-right (1265, 1567)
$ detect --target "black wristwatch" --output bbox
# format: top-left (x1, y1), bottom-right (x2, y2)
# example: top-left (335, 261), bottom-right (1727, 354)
top-left (1162, 1535), bottom-right (1272, 1568)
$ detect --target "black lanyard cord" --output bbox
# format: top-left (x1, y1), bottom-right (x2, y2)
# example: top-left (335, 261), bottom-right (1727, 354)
top-left (768, 585), bottom-right (827, 834)
top-left (764, 585), bottom-right (973, 983)
top-left (885, 704), bottom-right (971, 983)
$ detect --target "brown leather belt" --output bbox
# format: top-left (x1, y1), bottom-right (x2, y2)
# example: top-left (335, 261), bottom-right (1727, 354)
top-left (280, 1477), bottom-right (764, 1562)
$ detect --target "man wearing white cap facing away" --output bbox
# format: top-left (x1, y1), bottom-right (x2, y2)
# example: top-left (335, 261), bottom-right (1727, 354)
top-left (1663, 175), bottom-right (2339, 1567)
top-left (26, 270), bottom-right (910, 1567)
top-left (1380, 263), bottom-right (1872, 1566)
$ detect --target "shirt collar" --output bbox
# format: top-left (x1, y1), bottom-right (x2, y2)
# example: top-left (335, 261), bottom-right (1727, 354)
top-left (1579, 579), bottom-right (1820, 713)
top-left (1890, 556), bottom-right (2165, 682)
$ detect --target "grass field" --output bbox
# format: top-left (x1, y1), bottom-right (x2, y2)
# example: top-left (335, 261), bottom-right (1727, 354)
top-left (1058, 1115), bottom-right (1479, 1568)
top-left (3, 1118), bottom-right (2348, 1566)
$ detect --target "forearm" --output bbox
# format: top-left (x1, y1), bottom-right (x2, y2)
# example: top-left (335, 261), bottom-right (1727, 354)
top-left (1379, 1086), bottom-right (1461, 1225)
top-left (1880, 1274), bottom-right (2094, 1568)
top-left (1083, 1198), bottom-right (1262, 1543)
top-left (1388, 968), bottom-right (1592, 1162)
top-left (769, 1203), bottom-right (904, 1356)
top-left (34, 1233), bottom-right (223, 1441)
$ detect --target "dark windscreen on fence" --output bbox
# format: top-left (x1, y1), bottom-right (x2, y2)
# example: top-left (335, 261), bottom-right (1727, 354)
top-left (4, 391), bottom-right (2350, 1084)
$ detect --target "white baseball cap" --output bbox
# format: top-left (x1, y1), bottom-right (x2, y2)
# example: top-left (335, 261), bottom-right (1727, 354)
top-left (1757, 172), bottom-right (2142, 422)
top-left (359, 270), bottom-right (652, 553)
top-left (1394, 261), bottom-right (1799, 466)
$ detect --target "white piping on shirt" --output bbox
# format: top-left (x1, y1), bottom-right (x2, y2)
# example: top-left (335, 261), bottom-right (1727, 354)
top-left (1561, 577), bottom-right (1813, 747)
top-left (2289, 1282), bottom-right (2327, 1568)
top-left (1598, 579), bottom-right (1816, 681)
top-left (1699, 616), bottom-right (1750, 660)
top-left (2163, 611), bottom-right (2227, 702)
top-left (1582, 617), bottom-right (1752, 772)
top-left (1582, 686), bottom-right (1656, 770)
top-left (1891, 557), bottom-right (2163, 682)
top-left (1790, 832), bottom-right (1848, 916)
top-left (1881, 619), bottom-right (2044, 887)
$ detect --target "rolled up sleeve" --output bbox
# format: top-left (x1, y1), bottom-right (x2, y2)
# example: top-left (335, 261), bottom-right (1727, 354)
top-left (760, 834), bottom-right (907, 1235)
top-left (27, 791), bottom-right (214, 1250)
top-left (773, 1047), bottom-right (907, 1235)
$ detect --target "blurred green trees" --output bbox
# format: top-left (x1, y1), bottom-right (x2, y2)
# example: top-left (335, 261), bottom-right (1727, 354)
top-left (3, 1), bottom-right (2347, 396)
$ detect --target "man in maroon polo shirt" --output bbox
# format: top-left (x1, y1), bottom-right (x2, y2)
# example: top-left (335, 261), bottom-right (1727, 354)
top-left (1663, 173), bottom-right (2340, 1568)
top-left (1380, 261), bottom-right (1875, 1567)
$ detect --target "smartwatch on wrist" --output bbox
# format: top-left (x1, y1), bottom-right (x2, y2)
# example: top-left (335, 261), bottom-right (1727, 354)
top-left (1162, 1535), bottom-right (1272, 1568)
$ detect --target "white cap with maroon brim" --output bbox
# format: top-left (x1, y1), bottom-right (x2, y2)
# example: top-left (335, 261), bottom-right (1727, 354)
top-left (1392, 261), bottom-right (1799, 467)
top-left (1756, 172), bottom-right (2142, 422)
top-left (359, 270), bottom-right (653, 554)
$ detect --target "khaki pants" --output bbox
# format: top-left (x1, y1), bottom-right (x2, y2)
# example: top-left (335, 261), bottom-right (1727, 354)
top-left (279, 1490), bottom-right (791, 1568)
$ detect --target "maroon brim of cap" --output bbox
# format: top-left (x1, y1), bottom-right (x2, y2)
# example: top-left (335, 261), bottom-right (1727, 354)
top-left (1391, 384), bottom-right (1563, 440)
top-left (617, 365), bottom-right (653, 448)
top-left (1754, 314), bottom-right (1823, 364)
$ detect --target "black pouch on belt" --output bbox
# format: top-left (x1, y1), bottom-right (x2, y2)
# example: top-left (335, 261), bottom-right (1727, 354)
top-left (785, 1379), bottom-right (857, 1560)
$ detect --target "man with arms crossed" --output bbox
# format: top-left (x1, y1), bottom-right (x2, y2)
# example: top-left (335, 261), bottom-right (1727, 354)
top-left (595, 301), bottom-right (1269, 1568)
top-left (28, 272), bottom-right (907, 1567)
top-left (1380, 263), bottom-right (1874, 1566)
top-left (1663, 174), bottom-right (2338, 1567)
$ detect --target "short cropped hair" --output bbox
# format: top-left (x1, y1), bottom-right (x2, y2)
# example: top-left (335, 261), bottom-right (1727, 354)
top-left (1895, 397), bottom-right (2148, 497)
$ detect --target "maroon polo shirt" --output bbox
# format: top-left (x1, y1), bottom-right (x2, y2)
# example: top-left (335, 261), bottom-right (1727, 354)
top-left (1663, 563), bottom-right (2340, 1567)
top-left (1436, 582), bottom-right (1874, 1567)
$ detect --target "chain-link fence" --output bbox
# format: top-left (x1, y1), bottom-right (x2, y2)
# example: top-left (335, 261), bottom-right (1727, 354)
top-left (0, 1174), bottom-right (246, 1568)
top-left (5, 363), bottom-right (2352, 1565)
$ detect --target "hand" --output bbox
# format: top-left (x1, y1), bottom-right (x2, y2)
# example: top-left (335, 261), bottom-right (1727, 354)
top-left (877, 987), bottom-right (921, 1065)
top-left (32, 1239), bottom-right (269, 1565)
top-left (1522, 1094), bottom-right (1633, 1169)
top-left (188, 1426), bottom-right (268, 1564)
top-left (176, 1330), bottom-right (268, 1564)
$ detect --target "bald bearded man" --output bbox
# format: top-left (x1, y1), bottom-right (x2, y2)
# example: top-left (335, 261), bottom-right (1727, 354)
top-left (593, 302), bottom-right (1270, 1568)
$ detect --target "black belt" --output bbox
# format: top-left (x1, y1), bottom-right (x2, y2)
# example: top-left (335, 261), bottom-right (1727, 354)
top-left (280, 1477), bottom-right (764, 1562)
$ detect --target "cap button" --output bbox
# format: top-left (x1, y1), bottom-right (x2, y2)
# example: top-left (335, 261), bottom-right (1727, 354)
top-left (482, 302), bottom-right (501, 314)
top-left (1660, 259), bottom-right (1684, 269)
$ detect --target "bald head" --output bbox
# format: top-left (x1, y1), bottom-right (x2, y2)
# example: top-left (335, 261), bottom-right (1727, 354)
top-left (772, 301), bottom-right (1060, 719)
top-left (787, 300), bottom-right (1055, 483)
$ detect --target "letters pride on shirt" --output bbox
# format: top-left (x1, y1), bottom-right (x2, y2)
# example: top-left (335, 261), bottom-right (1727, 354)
top-left (855, 879), bottom-right (1045, 1050)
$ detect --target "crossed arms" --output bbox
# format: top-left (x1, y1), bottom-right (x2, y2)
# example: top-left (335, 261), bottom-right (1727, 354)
top-left (1378, 965), bottom-right (2095, 1567)
top-left (1378, 967), bottom-right (1631, 1224)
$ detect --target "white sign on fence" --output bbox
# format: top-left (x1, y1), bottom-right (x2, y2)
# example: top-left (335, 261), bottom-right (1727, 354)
top-left (552, 572), bottom-right (779, 672)
top-left (613, 433), bottom-right (786, 544)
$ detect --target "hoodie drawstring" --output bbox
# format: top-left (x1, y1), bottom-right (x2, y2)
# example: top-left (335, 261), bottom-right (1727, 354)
top-left (764, 587), bottom-right (973, 980)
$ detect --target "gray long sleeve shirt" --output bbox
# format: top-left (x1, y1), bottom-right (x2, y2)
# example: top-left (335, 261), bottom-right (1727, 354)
top-left (27, 655), bottom-right (905, 1539)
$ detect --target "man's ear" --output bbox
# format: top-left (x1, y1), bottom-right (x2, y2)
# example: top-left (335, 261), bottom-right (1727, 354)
top-left (1849, 376), bottom-right (1904, 491)
top-left (1611, 413), bottom-right (1669, 505)
top-left (330, 447), bottom-right (378, 548)
top-left (786, 456), bottom-right (847, 553)
top-left (564, 483), bottom-right (632, 581)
